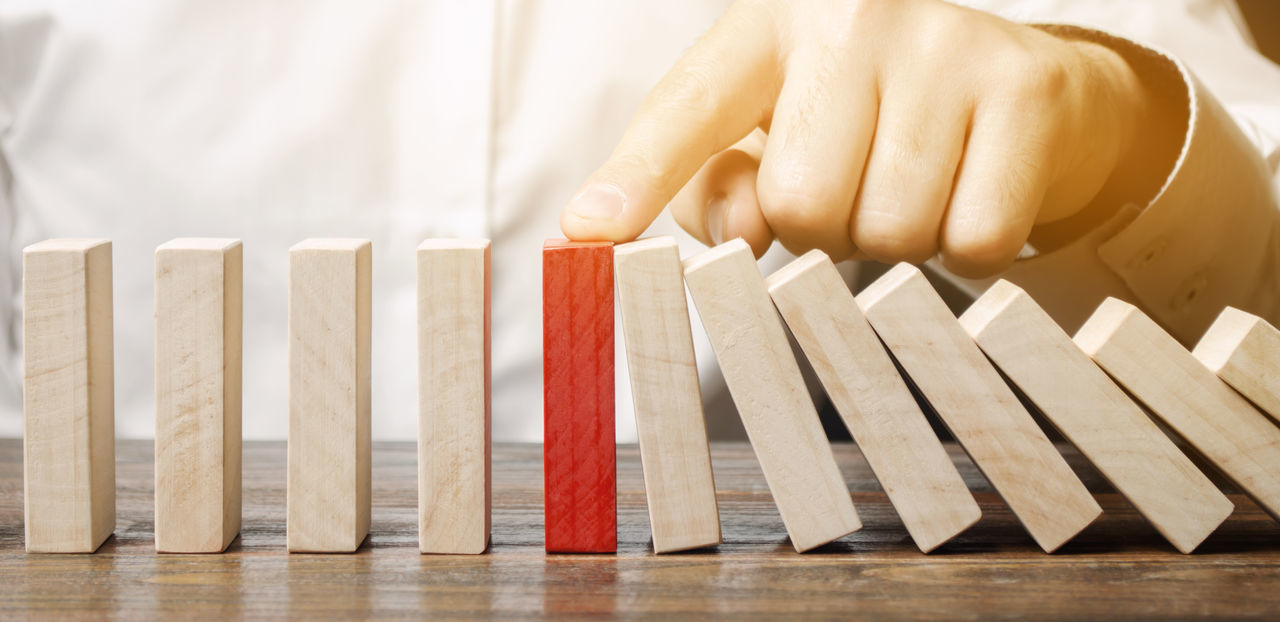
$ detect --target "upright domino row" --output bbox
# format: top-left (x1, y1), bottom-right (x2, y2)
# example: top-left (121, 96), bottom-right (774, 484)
top-left (20, 236), bottom-right (1280, 555)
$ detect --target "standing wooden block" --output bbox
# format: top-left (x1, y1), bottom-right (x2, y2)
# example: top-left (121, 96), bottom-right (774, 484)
top-left (154, 238), bottom-right (242, 553)
top-left (418, 239), bottom-right (491, 554)
top-left (288, 239), bottom-right (372, 552)
top-left (961, 281), bottom-right (1233, 553)
top-left (766, 251), bottom-right (978, 553)
top-left (22, 239), bottom-right (115, 553)
top-left (543, 239), bottom-right (615, 553)
top-left (856, 264), bottom-right (1099, 553)
top-left (615, 237), bottom-right (720, 554)
top-left (1192, 307), bottom-right (1280, 423)
top-left (1076, 298), bottom-right (1280, 521)
top-left (683, 239), bottom-right (860, 553)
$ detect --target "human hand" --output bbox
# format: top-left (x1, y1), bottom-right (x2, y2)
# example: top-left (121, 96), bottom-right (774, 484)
top-left (560, 0), bottom-right (1172, 277)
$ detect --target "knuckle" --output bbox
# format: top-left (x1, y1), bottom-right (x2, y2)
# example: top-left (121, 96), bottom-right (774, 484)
top-left (756, 174), bottom-right (843, 235)
top-left (939, 221), bottom-right (1022, 277)
top-left (852, 209), bottom-right (939, 264)
top-left (998, 44), bottom-right (1070, 102)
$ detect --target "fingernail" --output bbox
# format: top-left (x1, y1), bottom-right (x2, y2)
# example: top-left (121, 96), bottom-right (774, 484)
top-left (706, 195), bottom-right (728, 246)
top-left (567, 184), bottom-right (626, 221)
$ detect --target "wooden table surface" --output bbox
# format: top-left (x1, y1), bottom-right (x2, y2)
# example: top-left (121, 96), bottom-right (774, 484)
top-left (2, 439), bottom-right (1278, 620)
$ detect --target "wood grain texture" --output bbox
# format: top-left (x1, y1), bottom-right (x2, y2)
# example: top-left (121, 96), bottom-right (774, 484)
top-left (1076, 297), bottom-right (1280, 522)
top-left (287, 239), bottom-right (372, 553)
top-left (1193, 306), bottom-right (1280, 423)
top-left (766, 251), bottom-right (979, 553)
top-left (417, 239), bottom-right (491, 554)
top-left (615, 237), bottom-right (720, 554)
top-left (154, 238), bottom-right (243, 553)
top-left (961, 281), bottom-right (1233, 553)
top-left (856, 263), bottom-right (1100, 553)
top-left (21, 239), bottom-right (115, 553)
top-left (3, 440), bottom-right (1280, 620)
top-left (542, 239), bottom-right (615, 553)
top-left (683, 239), bottom-right (860, 553)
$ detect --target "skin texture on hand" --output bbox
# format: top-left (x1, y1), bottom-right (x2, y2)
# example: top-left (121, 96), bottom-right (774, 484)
top-left (561, 0), bottom-right (1176, 278)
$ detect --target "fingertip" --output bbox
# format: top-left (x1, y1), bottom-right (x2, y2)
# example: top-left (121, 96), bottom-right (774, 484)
top-left (560, 183), bottom-right (635, 242)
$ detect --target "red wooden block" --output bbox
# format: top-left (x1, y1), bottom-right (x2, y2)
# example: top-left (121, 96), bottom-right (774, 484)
top-left (543, 239), bottom-right (616, 553)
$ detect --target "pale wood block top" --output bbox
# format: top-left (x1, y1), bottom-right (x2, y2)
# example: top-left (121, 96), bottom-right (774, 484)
top-left (1193, 307), bottom-right (1280, 423)
top-left (766, 251), bottom-right (979, 553)
top-left (156, 238), bottom-right (242, 252)
top-left (961, 281), bottom-right (1233, 553)
top-left (24, 238), bottom-right (111, 254)
top-left (290, 238), bottom-right (373, 252)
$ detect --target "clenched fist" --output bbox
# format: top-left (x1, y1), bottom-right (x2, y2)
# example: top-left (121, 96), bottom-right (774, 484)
top-left (561, 0), bottom-right (1180, 277)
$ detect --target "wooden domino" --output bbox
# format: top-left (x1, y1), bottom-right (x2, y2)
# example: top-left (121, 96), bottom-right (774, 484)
top-left (418, 239), bottom-right (492, 554)
top-left (1076, 298), bottom-right (1280, 521)
top-left (154, 238), bottom-right (243, 553)
top-left (22, 239), bottom-right (116, 553)
top-left (1192, 307), bottom-right (1280, 423)
top-left (961, 281), bottom-right (1233, 553)
top-left (287, 239), bottom-right (372, 552)
top-left (856, 264), bottom-right (1100, 553)
top-left (542, 239), bottom-right (615, 553)
top-left (615, 237), bottom-right (720, 554)
top-left (683, 239), bottom-right (860, 553)
top-left (766, 251), bottom-right (979, 553)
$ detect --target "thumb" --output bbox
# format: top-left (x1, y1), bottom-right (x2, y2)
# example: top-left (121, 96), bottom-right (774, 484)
top-left (560, 3), bottom-right (779, 242)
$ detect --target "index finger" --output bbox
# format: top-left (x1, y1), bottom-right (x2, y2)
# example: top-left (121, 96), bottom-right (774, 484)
top-left (561, 2), bottom-right (781, 242)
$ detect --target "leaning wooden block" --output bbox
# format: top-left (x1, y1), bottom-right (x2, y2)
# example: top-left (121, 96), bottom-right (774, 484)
top-left (417, 239), bottom-right (491, 554)
top-left (154, 238), bottom-right (243, 553)
top-left (1076, 298), bottom-right (1280, 522)
top-left (288, 239), bottom-right (372, 552)
top-left (856, 264), bottom-right (1099, 553)
top-left (961, 281), bottom-right (1232, 553)
top-left (766, 251), bottom-right (978, 553)
top-left (1192, 307), bottom-right (1280, 424)
top-left (615, 237), bottom-right (720, 554)
top-left (22, 239), bottom-right (115, 553)
top-left (543, 239), bottom-right (615, 553)
top-left (683, 239), bottom-right (860, 553)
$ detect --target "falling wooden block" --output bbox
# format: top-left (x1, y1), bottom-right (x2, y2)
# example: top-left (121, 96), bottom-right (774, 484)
top-left (1076, 298), bottom-right (1280, 522)
top-left (154, 238), bottom-right (243, 553)
top-left (287, 239), bottom-right (372, 553)
top-left (683, 239), bottom-right (860, 553)
top-left (856, 264), bottom-right (1099, 553)
top-left (1193, 307), bottom-right (1280, 424)
top-left (417, 239), bottom-right (491, 554)
top-left (22, 239), bottom-right (115, 553)
top-left (615, 237), bottom-right (720, 554)
top-left (766, 251), bottom-right (978, 553)
top-left (961, 281), bottom-right (1233, 553)
top-left (543, 239), bottom-right (615, 553)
